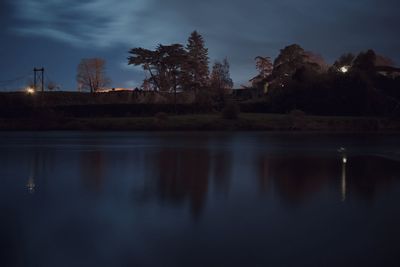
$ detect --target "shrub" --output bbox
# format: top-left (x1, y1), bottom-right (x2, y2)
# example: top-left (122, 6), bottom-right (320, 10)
top-left (155, 112), bottom-right (169, 121)
top-left (290, 109), bottom-right (306, 117)
top-left (222, 102), bottom-right (240, 120)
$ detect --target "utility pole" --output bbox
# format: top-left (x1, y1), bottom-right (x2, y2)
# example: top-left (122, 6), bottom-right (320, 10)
top-left (33, 68), bottom-right (44, 92)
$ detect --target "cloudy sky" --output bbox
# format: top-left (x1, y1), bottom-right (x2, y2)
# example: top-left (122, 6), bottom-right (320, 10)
top-left (0, 0), bottom-right (399, 90)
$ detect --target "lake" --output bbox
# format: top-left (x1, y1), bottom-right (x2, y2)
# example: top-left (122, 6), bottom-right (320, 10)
top-left (1, 132), bottom-right (400, 267)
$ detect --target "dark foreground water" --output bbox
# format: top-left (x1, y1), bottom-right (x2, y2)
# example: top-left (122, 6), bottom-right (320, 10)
top-left (1, 132), bottom-right (400, 267)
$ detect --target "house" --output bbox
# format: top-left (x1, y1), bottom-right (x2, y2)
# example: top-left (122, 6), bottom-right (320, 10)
top-left (231, 87), bottom-right (265, 100)
top-left (96, 87), bottom-right (136, 93)
top-left (375, 66), bottom-right (400, 78)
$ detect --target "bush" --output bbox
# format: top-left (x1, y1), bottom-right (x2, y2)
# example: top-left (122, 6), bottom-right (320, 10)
top-left (194, 89), bottom-right (214, 111)
top-left (155, 112), bottom-right (169, 121)
top-left (222, 102), bottom-right (240, 120)
top-left (290, 109), bottom-right (306, 117)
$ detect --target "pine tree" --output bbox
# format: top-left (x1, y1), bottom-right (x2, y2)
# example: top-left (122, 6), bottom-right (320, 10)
top-left (182, 31), bottom-right (210, 91)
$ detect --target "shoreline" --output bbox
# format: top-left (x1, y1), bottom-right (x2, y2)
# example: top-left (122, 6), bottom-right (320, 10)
top-left (1, 113), bottom-right (399, 132)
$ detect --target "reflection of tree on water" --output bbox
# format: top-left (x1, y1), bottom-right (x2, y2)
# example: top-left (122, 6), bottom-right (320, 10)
top-left (257, 153), bottom-right (400, 203)
top-left (155, 148), bottom-right (211, 217)
top-left (258, 156), bottom-right (272, 193)
top-left (346, 156), bottom-right (400, 201)
top-left (136, 142), bottom-right (233, 218)
top-left (265, 156), bottom-right (337, 204)
top-left (212, 151), bottom-right (232, 193)
top-left (80, 151), bottom-right (105, 192)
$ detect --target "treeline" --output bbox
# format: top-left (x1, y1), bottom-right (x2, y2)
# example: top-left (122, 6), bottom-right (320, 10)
top-left (254, 45), bottom-right (400, 116)
top-left (128, 31), bottom-right (233, 94)
top-left (126, 32), bottom-right (400, 117)
top-left (18, 31), bottom-right (400, 118)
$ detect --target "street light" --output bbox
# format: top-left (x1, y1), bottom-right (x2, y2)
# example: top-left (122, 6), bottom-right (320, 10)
top-left (340, 66), bottom-right (349, 73)
top-left (25, 87), bottom-right (35, 94)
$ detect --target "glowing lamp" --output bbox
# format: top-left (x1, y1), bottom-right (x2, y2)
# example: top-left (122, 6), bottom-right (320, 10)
top-left (26, 87), bottom-right (35, 94)
top-left (340, 66), bottom-right (349, 73)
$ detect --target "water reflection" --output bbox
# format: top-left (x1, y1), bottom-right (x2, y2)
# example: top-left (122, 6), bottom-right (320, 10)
top-left (138, 145), bottom-right (400, 214)
top-left (25, 151), bottom-right (47, 194)
top-left (212, 150), bottom-right (232, 193)
top-left (346, 155), bottom-right (400, 201)
top-left (2, 133), bottom-right (400, 267)
top-left (257, 153), bottom-right (400, 204)
top-left (18, 140), bottom-right (400, 209)
top-left (26, 175), bottom-right (35, 194)
top-left (80, 150), bottom-right (105, 192)
top-left (154, 148), bottom-right (211, 216)
top-left (258, 154), bottom-right (337, 203)
top-left (341, 154), bottom-right (347, 202)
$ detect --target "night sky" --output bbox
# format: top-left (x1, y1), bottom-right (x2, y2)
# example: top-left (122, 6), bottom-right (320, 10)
top-left (1, 0), bottom-right (399, 91)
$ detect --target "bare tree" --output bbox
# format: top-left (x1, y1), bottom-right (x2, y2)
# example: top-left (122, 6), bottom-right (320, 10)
top-left (77, 58), bottom-right (110, 93)
top-left (46, 81), bottom-right (58, 91)
top-left (210, 58), bottom-right (233, 91)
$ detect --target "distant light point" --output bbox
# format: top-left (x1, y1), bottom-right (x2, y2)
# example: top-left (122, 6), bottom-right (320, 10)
top-left (26, 87), bottom-right (35, 94)
top-left (340, 66), bottom-right (349, 73)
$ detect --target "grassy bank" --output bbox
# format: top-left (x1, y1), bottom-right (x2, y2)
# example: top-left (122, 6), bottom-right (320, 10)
top-left (1, 113), bottom-right (399, 132)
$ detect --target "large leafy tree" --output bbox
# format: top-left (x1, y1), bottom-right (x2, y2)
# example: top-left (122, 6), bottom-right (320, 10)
top-left (271, 44), bottom-right (307, 87)
top-left (353, 49), bottom-right (377, 74)
top-left (128, 47), bottom-right (159, 89)
top-left (128, 44), bottom-right (187, 92)
top-left (77, 58), bottom-right (110, 93)
top-left (182, 31), bottom-right (210, 91)
top-left (332, 53), bottom-right (355, 71)
top-left (271, 44), bottom-right (322, 87)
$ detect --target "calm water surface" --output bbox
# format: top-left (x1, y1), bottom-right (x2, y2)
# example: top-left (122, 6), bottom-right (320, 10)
top-left (1, 132), bottom-right (400, 267)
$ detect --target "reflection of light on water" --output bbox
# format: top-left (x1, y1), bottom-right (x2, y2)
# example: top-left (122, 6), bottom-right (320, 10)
top-left (341, 155), bottom-right (347, 202)
top-left (26, 175), bottom-right (35, 194)
top-left (26, 155), bottom-right (38, 194)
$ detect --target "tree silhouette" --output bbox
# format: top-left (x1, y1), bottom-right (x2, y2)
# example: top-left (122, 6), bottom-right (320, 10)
top-left (77, 58), bottom-right (110, 93)
top-left (251, 56), bottom-right (273, 90)
top-left (182, 31), bottom-right (210, 92)
top-left (271, 44), bottom-right (308, 88)
top-left (222, 58), bottom-right (234, 89)
top-left (128, 47), bottom-right (162, 91)
top-left (128, 44), bottom-right (187, 92)
top-left (46, 81), bottom-right (58, 91)
top-left (210, 58), bottom-right (233, 91)
top-left (271, 44), bottom-right (322, 89)
top-left (332, 53), bottom-right (355, 71)
top-left (255, 56), bottom-right (273, 79)
top-left (353, 49), bottom-right (377, 74)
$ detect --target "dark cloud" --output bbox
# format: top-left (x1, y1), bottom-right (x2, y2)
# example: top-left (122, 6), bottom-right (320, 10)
top-left (1, 0), bottom-right (400, 89)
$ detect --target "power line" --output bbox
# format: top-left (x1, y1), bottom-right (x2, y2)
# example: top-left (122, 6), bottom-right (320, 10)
top-left (0, 72), bottom-right (32, 85)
